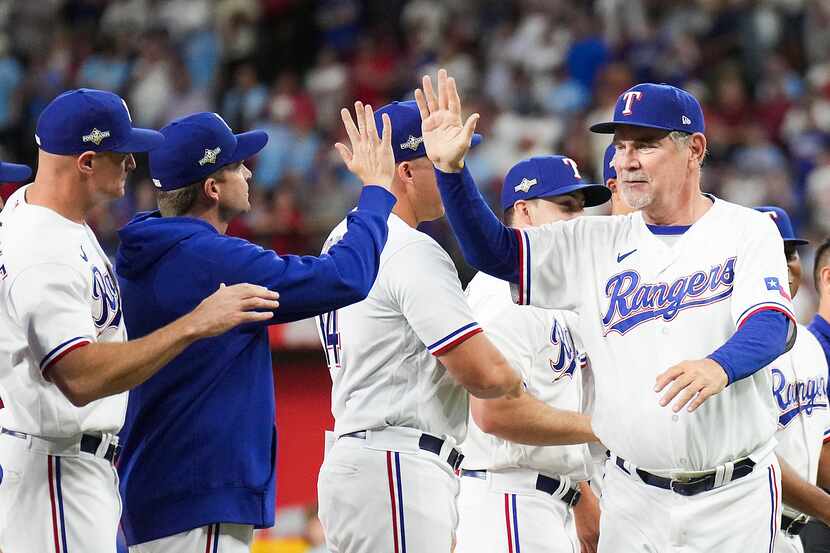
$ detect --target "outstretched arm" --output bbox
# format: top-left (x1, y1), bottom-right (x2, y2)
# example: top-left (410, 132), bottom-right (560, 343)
top-left (779, 455), bottom-right (830, 525)
top-left (415, 69), bottom-right (520, 283)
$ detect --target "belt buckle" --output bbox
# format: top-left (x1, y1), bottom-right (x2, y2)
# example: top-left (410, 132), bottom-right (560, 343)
top-left (669, 479), bottom-right (694, 496)
top-left (567, 489), bottom-right (582, 507)
top-left (448, 449), bottom-right (464, 471)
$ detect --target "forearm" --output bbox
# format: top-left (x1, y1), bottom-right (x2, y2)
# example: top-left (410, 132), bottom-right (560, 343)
top-left (817, 442), bottom-right (830, 489)
top-left (50, 315), bottom-right (199, 405)
top-left (779, 455), bottom-right (830, 524)
top-left (708, 310), bottom-right (790, 385)
top-left (471, 392), bottom-right (597, 445)
top-left (434, 166), bottom-right (519, 282)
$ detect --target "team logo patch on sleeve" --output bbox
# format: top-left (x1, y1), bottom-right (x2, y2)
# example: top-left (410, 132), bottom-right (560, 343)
top-left (765, 276), bottom-right (791, 300)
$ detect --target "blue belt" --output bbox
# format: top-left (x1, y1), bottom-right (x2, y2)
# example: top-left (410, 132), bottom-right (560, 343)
top-left (460, 469), bottom-right (582, 506)
top-left (0, 428), bottom-right (120, 463)
top-left (613, 454), bottom-right (755, 497)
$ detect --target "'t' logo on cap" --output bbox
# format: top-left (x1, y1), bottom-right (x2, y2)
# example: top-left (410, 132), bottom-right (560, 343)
top-left (198, 147), bottom-right (221, 166)
top-left (621, 91), bottom-right (643, 115)
top-left (82, 128), bottom-right (111, 146)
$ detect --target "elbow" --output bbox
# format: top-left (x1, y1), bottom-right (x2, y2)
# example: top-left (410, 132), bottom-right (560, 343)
top-left (50, 372), bottom-right (96, 407)
top-left (471, 401), bottom-right (505, 435)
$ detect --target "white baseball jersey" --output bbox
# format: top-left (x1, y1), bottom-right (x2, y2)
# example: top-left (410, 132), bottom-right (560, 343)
top-left (462, 271), bottom-right (590, 480)
top-left (512, 197), bottom-right (794, 471)
top-left (316, 214), bottom-right (481, 443)
top-left (772, 324), bottom-right (830, 517)
top-left (0, 185), bottom-right (128, 437)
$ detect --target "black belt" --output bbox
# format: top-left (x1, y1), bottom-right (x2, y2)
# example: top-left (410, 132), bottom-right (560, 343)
top-left (341, 430), bottom-right (464, 471)
top-left (614, 455), bottom-right (755, 497)
top-left (460, 469), bottom-right (582, 506)
top-left (782, 514), bottom-right (808, 536)
top-left (1, 428), bottom-right (120, 463)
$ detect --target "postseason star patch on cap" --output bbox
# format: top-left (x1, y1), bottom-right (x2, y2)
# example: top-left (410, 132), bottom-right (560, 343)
top-left (590, 83), bottom-right (705, 135)
top-left (373, 100), bottom-right (483, 164)
top-left (500, 155), bottom-right (611, 210)
top-left (35, 89), bottom-right (164, 155)
top-left (150, 112), bottom-right (268, 191)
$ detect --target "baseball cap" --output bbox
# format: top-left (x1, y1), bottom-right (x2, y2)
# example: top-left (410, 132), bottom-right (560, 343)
top-left (373, 100), bottom-right (482, 164)
top-left (149, 112), bottom-right (268, 191)
top-left (603, 143), bottom-right (617, 183)
top-left (35, 89), bottom-right (164, 155)
top-left (0, 161), bottom-right (31, 182)
top-left (754, 206), bottom-right (808, 246)
top-left (501, 155), bottom-right (611, 211)
top-left (590, 83), bottom-right (705, 135)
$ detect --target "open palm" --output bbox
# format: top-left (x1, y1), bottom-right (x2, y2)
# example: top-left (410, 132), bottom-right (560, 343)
top-left (415, 69), bottom-right (479, 173)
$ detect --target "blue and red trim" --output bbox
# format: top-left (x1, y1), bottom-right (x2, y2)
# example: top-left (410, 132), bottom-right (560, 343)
top-left (204, 523), bottom-right (220, 553)
top-left (504, 493), bottom-right (521, 553)
top-left (767, 464), bottom-right (780, 553)
top-left (513, 229), bottom-right (532, 306)
top-left (48, 455), bottom-right (69, 553)
top-left (40, 336), bottom-right (92, 375)
top-left (386, 451), bottom-right (407, 553)
top-left (736, 302), bottom-right (795, 329)
top-left (824, 428), bottom-right (830, 444)
top-left (428, 322), bottom-right (483, 356)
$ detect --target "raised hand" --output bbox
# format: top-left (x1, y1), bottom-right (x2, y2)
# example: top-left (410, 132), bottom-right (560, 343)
top-left (414, 68), bottom-right (480, 173)
top-left (188, 283), bottom-right (280, 338)
top-left (335, 101), bottom-right (395, 191)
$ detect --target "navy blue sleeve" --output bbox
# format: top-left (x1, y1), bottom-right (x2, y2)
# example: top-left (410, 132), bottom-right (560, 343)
top-left (435, 166), bottom-right (520, 283)
top-left (219, 185), bottom-right (396, 324)
top-left (708, 310), bottom-right (793, 385)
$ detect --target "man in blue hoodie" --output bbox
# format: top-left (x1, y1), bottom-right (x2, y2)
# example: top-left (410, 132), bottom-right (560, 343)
top-left (115, 104), bottom-right (397, 552)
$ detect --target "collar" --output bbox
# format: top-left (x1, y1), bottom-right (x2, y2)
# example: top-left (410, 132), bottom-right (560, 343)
top-left (809, 313), bottom-right (830, 339)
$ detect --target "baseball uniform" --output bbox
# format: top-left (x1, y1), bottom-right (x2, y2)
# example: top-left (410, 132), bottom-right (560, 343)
top-left (0, 89), bottom-right (162, 553)
top-left (434, 84), bottom-right (796, 552)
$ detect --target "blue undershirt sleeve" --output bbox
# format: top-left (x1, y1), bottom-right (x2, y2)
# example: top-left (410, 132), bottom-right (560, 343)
top-left (221, 185), bottom-right (396, 324)
top-left (435, 166), bottom-right (520, 283)
top-left (708, 310), bottom-right (793, 385)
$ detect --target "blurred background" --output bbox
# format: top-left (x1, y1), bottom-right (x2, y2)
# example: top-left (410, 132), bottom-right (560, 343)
top-left (1, 0), bottom-right (829, 551)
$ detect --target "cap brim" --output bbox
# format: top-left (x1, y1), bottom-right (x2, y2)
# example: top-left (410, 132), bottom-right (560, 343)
top-left (590, 121), bottom-right (675, 134)
top-left (538, 183), bottom-right (612, 207)
top-left (784, 238), bottom-right (809, 246)
top-left (0, 162), bottom-right (31, 182)
top-left (228, 130), bottom-right (269, 164)
top-left (113, 127), bottom-right (166, 153)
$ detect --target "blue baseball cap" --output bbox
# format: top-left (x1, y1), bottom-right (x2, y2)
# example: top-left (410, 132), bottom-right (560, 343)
top-left (754, 206), bottom-right (808, 246)
top-left (0, 161), bottom-right (31, 182)
top-left (149, 112), bottom-right (268, 191)
top-left (374, 100), bottom-right (482, 163)
top-left (35, 89), bottom-right (164, 155)
top-left (501, 155), bottom-right (611, 211)
top-left (590, 83), bottom-right (705, 135)
top-left (603, 144), bottom-right (617, 183)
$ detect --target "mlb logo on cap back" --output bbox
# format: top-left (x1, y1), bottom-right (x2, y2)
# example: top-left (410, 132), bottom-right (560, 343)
top-left (35, 89), bottom-right (164, 155)
top-left (590, 83), bottom-right (705, 135)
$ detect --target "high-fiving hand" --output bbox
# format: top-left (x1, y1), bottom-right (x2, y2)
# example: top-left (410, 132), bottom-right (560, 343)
top-left (414, 68), bottom-right (480, 173)
top-left (335, 101), bottom-right (395, 191)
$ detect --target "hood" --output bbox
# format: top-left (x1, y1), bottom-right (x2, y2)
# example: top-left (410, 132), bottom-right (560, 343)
top-left (116, 211), bottom-right (217, 278)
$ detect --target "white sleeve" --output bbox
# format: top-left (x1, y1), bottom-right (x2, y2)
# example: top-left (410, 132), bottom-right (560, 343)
top-left (386, 241), bottom-right (482, 356)
top-left (510, 219), bottom-right (586, 311)
top-left (469, 298), bottom-right (542, 384)
top-left (731, 214), bottom-right (796, 327)
top-left (7, 263), bottom-right (95, 375)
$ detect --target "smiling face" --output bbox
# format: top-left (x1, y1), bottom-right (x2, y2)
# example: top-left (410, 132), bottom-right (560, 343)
top-left (612, 126), bottom-right (698, 212)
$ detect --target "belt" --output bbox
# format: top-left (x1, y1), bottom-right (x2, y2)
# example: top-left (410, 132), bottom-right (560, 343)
top-left (614, 454), bottom-right (755, 497)
top-left (342, 430), bottom-right (464, 471)
top-left (0, 428), bottom-right (120, 463)
top-left (781, 514), bottom-right (808, 536)
top-left (461, 469), bottom-right (582, 506)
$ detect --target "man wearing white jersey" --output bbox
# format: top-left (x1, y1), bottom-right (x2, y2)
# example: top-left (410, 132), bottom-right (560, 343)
top-left (315, 100), bottom-right (595, 553)
top-left (457, 155), bottom-right (609, 553)
top-left (0, 89), bottom-right (279, 553)
top-left (419, 70), bottom-right (797, 552)
top-left (750, 206), bottom-right (830, 553)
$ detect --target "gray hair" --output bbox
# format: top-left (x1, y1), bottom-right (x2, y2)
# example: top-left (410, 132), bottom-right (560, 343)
top-left (668, 130), bottom-right (706, 166)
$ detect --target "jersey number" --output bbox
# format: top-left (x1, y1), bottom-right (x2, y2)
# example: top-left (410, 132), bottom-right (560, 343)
top-left (319, 310), bottom-right (342, 371)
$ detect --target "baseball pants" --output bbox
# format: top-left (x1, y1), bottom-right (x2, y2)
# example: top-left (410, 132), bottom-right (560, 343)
top-left (128, 523), bottom-right (253, 553)
top-left (318, 434), bottom-right (459, 553)
top-left (777, 531), bottom-right (806, 553)
top-left (455, 471), bottom-right (579, 553)
top-left (599, 454), bottom-right (781, 553)
top-left (0, 431), bottom-right (121, 553)
top-left (802, 519), bottom-right (830, 553)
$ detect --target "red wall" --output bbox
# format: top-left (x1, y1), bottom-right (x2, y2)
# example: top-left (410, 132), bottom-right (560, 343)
top-left (274, 359), bottom-right (334, 507)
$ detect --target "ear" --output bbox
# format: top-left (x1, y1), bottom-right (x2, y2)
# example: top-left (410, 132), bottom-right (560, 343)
top-left (514, 199), bottom-right (531, 224)
top-left (396, 161), bottom-right (412, 183)
top-left (689, 132), bottom-right (707, 167)
top-left (821, 265), bottom-right (830, 289)
top-left (77, 151), bottom-right (95, 176)
top-left (202, 177), bottom-right (220, 203)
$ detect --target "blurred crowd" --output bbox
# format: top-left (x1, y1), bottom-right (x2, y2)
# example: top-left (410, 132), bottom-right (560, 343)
top-left (2, 0), bottom-right (830, 315)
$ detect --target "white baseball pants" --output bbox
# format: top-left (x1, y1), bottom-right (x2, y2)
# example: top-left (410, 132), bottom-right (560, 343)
top-left (128, 523), bottom-right (253, 553)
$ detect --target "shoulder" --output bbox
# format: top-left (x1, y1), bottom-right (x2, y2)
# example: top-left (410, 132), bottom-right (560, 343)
top-left (796, 324), bottom-right (829, 366)
top-left (713, 198), bottom-right (778, 232)
top-left (384, 222), bottom-right (452, 266)
top-left (466, 271), bottom-right (511, 307)
top-left (1, 209), bottom-right (86, 273)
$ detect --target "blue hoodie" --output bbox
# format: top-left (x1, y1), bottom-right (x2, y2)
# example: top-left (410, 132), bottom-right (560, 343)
top-left (115, 186), bottom-right (395, 545)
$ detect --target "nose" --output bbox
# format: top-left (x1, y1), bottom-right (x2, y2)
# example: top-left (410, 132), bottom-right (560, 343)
top-left (617, 144), bottom-right (641, 172)
top-left (242, 163), bottom-right (252, 180)
top-left (126, 154), bottom-right (136, 172)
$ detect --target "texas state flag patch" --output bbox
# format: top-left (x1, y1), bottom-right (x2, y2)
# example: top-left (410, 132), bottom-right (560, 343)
top-left (765, 276), bottom-right (791, 300)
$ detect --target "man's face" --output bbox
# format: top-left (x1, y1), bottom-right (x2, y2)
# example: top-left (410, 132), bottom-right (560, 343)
top-left (409, 157), bottom-right (444, 222)
top-left (217, 162), bottom-right (253, 220)
top-left (786, 243), bottom-right (802, 299)
top-left (529, 191), bottom-right (585, 226)
top-left (612, 126), bottom-right (692, 211)
top-left (91, 151), bottom-right (136, 199)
